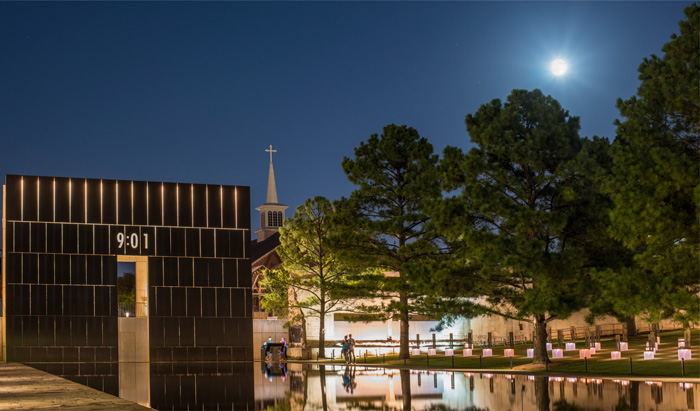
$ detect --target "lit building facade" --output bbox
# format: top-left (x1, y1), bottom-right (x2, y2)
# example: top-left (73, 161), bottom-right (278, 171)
top-left (1, 175), bottom-right (252, 367)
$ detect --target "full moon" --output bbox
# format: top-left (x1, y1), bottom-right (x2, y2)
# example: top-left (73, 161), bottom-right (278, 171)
top-left (550, 59), bottom-right (568, 76)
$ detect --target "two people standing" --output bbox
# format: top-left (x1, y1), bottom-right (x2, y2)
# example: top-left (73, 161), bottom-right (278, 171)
top-left (342, 334), bottom-right (356, 364)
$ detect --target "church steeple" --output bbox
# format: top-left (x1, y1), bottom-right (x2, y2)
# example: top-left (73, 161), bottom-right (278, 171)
top-left (254, 145), bottom-right (288, 242)
top-left (266, 159), bottom-right (278, 204)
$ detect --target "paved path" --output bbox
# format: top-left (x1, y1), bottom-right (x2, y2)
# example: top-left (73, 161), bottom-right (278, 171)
top-left (0, 363), bottom-right (150, 410)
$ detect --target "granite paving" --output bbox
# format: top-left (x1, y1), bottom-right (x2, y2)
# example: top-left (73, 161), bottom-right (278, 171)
top-left (0, 363), bottom-right (150, 410)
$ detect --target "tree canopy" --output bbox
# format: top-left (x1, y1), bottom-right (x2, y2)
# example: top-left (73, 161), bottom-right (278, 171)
top-left (261, 196), bottom-right (365, 357)
top-left (433, 89), bottom-right (607, 363)
top-left (339, 124), bottom-right (442, 360)
top-left (603, 3), bottom-right (699, 326)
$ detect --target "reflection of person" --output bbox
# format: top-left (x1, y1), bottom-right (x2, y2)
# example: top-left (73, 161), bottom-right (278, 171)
top-left (263, 363), bottom-right (274, 382)
top-left (348, 334), bottom-right (356, 363)
top-left (342, 365), bottom-right (357, 394)
top-left (263, 362), bottom-right (288, 382)
top-left (280, 363), bottom-right (288, 382)
top-left (342, 366), bottom-right (351, 389)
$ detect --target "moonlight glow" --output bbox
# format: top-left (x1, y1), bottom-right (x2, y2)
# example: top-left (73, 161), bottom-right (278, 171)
top-left (550, 59), bottom-right (568, 76)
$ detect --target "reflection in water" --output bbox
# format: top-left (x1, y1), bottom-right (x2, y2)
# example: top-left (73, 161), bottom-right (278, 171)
top-left (32, 361), bottom-right (699, 410)
top-left (535, 375), bottom-right (549, 411)
top-left (401, 369), bottom-right (411, 411)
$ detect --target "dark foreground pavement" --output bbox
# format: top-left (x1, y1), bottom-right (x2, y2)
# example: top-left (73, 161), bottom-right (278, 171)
top-left (0, 363), bottom-right (150, 410)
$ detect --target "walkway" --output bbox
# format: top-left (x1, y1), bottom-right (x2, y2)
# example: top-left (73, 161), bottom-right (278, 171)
top-left (0, 363), bottom-right (150, 410)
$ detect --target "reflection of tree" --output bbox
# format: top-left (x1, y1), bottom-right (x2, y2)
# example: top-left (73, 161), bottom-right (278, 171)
top-left (400, 369), bottom-right (411, 411)
top-left (319, 365), bottom-right (329, 411)
top-left (425, 406), bottom-right (485, 411)
top-left (285, 369), bottom-right (307, 411)
top-left (553, 400), bottom-right (586, 411)
top-left (614, 396), bottom-right (631, 411)
top-left (534, 376), bottom-right (550, 411)
top-left (629, 381), bottom-right (639, 411)
top-left (301, 368), bottom-right (309, 411)
top-left (264, 400), bottom-right (291, 411)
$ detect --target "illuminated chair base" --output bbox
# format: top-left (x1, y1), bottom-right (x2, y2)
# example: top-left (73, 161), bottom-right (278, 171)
top-left (678, 349), bottom-right (692, 361)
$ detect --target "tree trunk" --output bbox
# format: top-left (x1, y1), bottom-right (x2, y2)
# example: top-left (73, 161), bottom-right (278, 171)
top-left (301, 315), bottom-right (308, 350)
top-left (301, 368), bottom-right (309, 409)
top-left (534, 375), bottom-right (550, 411)
top-left (319, 300), bottom-right (326, 358)
top-left (400, 369), bottom-right (411, 410)
top-left (399, 290), bottom-right (410, 359)
top-left (533, 314), bottom-right (549, 364)
top-left (626, 316), bottom-right (637, 338)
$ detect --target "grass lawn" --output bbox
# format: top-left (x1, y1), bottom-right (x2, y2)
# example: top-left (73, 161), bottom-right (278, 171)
top-left (319, 329), bottom-right (699, 378)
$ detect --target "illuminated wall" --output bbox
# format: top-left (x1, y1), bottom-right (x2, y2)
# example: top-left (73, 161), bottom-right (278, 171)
top-left (2, 175), bottom-right (252, 364)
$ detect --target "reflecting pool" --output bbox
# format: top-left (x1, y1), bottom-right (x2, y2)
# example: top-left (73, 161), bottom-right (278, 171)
top-left (31, 361), bottom-right (699, 410)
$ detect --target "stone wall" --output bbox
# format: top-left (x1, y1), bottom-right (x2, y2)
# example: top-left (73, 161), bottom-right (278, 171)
top-left (253, 318), bottom-right (288, 360)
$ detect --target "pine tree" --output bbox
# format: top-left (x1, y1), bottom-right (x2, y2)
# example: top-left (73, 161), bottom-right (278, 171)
top-left (339, 124), bottom-right (442, 360)
top-left (604, 3), bottom-right (699, 325)
top-left (434, 89), bottom-right (603, 364)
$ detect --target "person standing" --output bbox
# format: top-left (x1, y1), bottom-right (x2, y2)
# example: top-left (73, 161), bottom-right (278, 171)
top-left (280, 337), bottom-right (288, 360)
top-left (263, 336), bottom-right (274, 361)
top-left (348, 334), bottom-right (356, 363)
top-left (341, 335), bottom-right (350, 364)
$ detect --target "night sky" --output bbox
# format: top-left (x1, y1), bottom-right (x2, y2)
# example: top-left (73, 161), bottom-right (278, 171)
top-left (0, 2), bottom-right (690, 238)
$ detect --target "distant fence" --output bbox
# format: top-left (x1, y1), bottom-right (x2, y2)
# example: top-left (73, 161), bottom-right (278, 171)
top-left (118, 302), bottom-right (148, 317)
top-left (323, 321), bottom-right (691, 350)
top-left (453, 321), bottom-right (690, 348)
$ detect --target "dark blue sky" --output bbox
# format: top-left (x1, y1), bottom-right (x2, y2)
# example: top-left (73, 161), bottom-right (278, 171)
top-left (0, 2), bottom-right (690, 237)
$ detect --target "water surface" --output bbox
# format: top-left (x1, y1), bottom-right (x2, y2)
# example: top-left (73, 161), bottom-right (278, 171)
top-left (32, 361), bottom-right (699, 410)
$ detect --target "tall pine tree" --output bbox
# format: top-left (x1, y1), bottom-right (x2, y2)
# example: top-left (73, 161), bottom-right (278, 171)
top-left (339, 124), bottom-right (441, 360)
top-left (604, 3), bottom-right (699, 325)
top-left (435, 89), bottom-right (603, 364)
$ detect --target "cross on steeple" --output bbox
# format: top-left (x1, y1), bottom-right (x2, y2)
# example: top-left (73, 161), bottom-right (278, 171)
top-left (265, 145), bottom-right (277, 163)
top-left (255, 143), bottom-right (288, 242)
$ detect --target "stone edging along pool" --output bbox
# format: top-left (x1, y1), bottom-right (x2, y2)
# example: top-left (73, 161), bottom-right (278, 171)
top-left (275, 359), bottom-right (700, 383)
top-left (0, 363), bottom-right (150, 410)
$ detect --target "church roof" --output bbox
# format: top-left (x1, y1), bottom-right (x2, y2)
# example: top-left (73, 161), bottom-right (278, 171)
top-left (250, 231), bottom-right (281, 263)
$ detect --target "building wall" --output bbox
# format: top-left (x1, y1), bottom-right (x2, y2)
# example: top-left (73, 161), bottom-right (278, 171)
top-left (253, 318), bottom-right (288, 360)
top-left (2, 175), bottom-right (252, 364)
